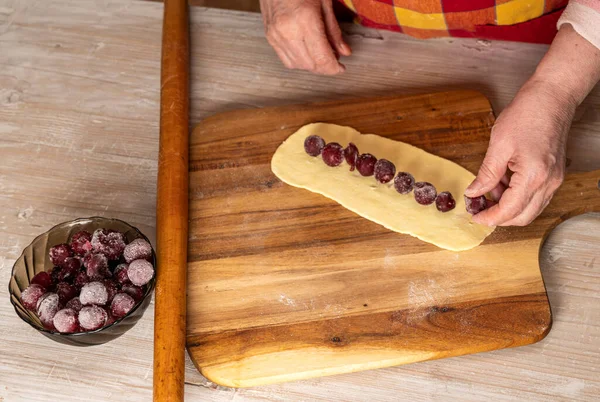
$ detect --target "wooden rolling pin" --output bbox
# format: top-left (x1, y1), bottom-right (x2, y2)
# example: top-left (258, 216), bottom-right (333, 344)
top-left (154, 0), bottom-right (189, 401)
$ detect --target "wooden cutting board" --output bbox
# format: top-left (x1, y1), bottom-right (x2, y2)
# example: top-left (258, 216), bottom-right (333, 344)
top-left (186, 90), bottom-right (600, 388)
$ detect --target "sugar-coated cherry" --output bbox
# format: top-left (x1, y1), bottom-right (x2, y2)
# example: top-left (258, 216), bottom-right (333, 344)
top-left (105, 310), bottom-right (116, 326)
top-left (103, 280), bottom-right (118, 303)
top-left (321, 143), bottom-right (344, 167)
top-left (65, 296), bottom-right (83, 312)
top-left (21, 284), bottom-right (46, 311)
top-left (80, 281), bottom-right (108, 306)
top-left (37, 292), bottom-right (61, 329)
top-left (31, 271), bottom-right (53, 290)
top-left (49, 244), bottom-right (73, 267)
top-left (121, 284), bottom-right (144, 302)
top-left (55, 282), bottom-right (77, 305)
top-left (91, 229), bottom-right (126, 261)
top-left (464, 195), bottom-right (487, 215)
top-left (394, 172), bottom-right (415, 194)
top-left (74, 271), bottom-right (91, 290)
top-left (84, 253), bottom-right (110, 280)
top-left (414, 182), bottom-right (437, 205)
top-left (50, 266), bottom-right (62, 286)
top-left (124, 238), bottom-right (152, 263)
top-left (114, 264), bottom-right (131, 286)
top-left (70, 230), bottom-right (93, 256)
top-left (127, 259), bottom-right (154, 286)
top-left (304, 135), bottom-right (326, 157)
top-left (344, 143), bottom-right (359, 171)
top-left (110, 293), bottom-right (135, 319)
top-left (374, 159), bottom-right (396, 184)
top-left (435, 191), bottom-right (456, 212)
top-left (58, 257), bottom-right (80, 283)
top-left (53, 308), bottom-right (79, 333)
top-left (78, 305), bottom-right (107, 331)
top-left (356, 154), bottom-right (377, 176)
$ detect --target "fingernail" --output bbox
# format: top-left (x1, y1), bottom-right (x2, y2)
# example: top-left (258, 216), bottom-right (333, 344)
top-left (464, 186), bottom-right (478, 197)
top-left (339, 43), bottom-right (351, 55)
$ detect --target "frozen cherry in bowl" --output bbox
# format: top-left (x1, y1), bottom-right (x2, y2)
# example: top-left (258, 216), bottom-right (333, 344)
top-left (91, 228), bottom-right (126, 261)
top-left (127, 259), bottom-right (154, 286)
top-left (80, 281), bottom-right (108, 306)
top-left (50, 266), bottom-right (62, 286)
top-left (103, 280), bottom-right (118, 303)
top-left (111, 293), bottom-right (135, 319)
top-left (321, 142), bottom-right (345, 167)
top-left (124, 238), bottom-right (152, 263)
top-left (21, 284), bottom-right (46, 311)
top-left (37, 292), bottom-right (61, 329)
top-left (70, 230), bottom-right (92, 256)
top-left (84, 253), bottom-right (110, 280)
top-left (344, 143), bottom-right (359, 171)
top-left (31, 271), bottom-right (53, 290)
top-left (58, 257), bottom-right (80, 283)
top-left (414, 182), bottom-right (437, 205)
top-left (304, 135), bottom-right (326, 157)
top-left (79, 305), bottom-right (108, 331)
top-left (65, 297), bottom-right (83, 312)
top-left (356, 154), bottom-right (377, 176)
top-left (121, 284), bottom-right (145, 302)
top-left (9, 217), bottom-right (156, 346)
top-left (74, 271), bottom-right (91, 290)
top-left (114, 264), bottom-right (131, 285)
top-left (374, 159), bottom-right (396, 184)
top-left (49, 243), bottom-right (73, 267)
top-left (465, 195), bottom-right (487, 215)
top-left (435, 191), bottom-right (456, 212)
top-left (56, 282), bottom-right (77, 305)
top-left (53, 308), bottom-right (79, 333)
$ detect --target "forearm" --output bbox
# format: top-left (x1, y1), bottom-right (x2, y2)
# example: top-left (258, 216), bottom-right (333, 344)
top-left (531, 24), bottom-right (600, 108)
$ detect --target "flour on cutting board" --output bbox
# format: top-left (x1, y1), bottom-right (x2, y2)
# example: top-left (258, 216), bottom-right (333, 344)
top-left (278, 294), bottom-right (296, 307)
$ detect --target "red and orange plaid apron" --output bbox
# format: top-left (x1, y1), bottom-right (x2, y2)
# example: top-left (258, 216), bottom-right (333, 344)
top-left (337, 0), bottom-right (569, 43)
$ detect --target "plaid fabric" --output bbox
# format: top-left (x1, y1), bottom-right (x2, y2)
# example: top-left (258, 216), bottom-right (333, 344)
top-left (337, 0), bottom-right (570, 43)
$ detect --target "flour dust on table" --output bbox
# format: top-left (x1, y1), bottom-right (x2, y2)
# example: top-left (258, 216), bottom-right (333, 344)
top-left (271, 123), bottom-right (495, 251)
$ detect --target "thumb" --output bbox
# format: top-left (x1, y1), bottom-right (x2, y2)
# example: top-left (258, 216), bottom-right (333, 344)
top-left (465, 143), bottom-right (511, 197)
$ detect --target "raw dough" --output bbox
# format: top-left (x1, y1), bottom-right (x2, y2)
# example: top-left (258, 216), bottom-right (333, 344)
top-left (271, 123), bottom-right (495, 251)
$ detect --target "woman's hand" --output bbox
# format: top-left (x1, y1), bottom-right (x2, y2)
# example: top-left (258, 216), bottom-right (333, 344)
top-left (464, 80), bottom-right (576, 226)
top-left (466, 24), bottom-right (600, 227)
top-left (259, 0), bottom-right (351, 75)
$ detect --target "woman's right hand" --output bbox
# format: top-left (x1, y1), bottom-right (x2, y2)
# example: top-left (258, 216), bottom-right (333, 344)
top-left (259, 0), bottom-right (351, 75)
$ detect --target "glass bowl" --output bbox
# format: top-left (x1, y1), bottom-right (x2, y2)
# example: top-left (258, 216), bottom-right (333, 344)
top-left (8, 217), bottom-right (156, 346)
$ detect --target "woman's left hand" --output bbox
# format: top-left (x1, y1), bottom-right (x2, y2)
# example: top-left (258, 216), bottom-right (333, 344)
top-left (464, 79), bottom-right (576, 226)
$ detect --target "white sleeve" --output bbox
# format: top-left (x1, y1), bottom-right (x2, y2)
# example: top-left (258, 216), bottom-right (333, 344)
top-left (557, 0), bottom-right (600, 50)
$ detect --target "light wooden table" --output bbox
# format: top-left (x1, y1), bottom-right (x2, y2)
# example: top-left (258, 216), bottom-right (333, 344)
top-left (1, 1), bottom-right (599, 401)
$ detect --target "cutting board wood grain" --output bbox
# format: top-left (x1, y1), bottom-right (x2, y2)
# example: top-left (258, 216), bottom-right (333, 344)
top-left (186, 90), bottom-right (600, 387)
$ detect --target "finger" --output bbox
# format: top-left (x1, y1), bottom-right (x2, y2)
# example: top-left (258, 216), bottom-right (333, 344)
top-left (489, 172), bottom-right (510, 201)
top-left (305, 18), bottom-right (344, 75)
top-left (274, 45), bottom-right (294, 69)
top-left (465, 137), bottom-right (512, 198)
top-left (490, 182), bottom-right (506, 202)
top-left (502, 185), bottom-right (556, 226)
top-left (321, 0), bottom-right (351, 56)
top-left (471, 176), bottom-right (532, 226)
top-left (267, 35), bottom-right (295, 69)
top-left (500, 192), bottom-right (547, 226)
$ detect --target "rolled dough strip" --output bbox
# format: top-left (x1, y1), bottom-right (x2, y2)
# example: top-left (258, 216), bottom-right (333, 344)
top-left (271, 123), bottom-right (495, 251)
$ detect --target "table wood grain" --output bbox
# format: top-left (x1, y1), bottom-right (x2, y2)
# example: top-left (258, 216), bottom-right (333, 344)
top-left (0, 1), bottom-right (598, 400)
